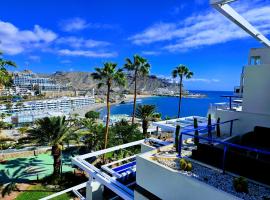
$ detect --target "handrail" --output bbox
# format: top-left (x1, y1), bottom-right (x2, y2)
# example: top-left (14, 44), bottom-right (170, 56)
top-left (180, 132), bottom-right (270, 156)
top-left (178, 119), bottom-right (270, 173)
top-left (40, 182), bottom-right (87, 200)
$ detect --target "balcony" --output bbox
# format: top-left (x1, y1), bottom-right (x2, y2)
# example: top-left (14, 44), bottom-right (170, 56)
top-left (41, 119), bottom-right (270, 200)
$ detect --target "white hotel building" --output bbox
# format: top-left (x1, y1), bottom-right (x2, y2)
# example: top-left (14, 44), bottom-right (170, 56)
top-left (0, 96), bottom-right (95, 124)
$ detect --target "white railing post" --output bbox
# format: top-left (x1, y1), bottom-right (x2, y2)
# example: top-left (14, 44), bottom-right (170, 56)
top-left (86, 177), bottom-right (93, 200)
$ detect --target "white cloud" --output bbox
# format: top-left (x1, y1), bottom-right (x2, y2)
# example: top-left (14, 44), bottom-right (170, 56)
top-left (185, 78), bottom-right (220, 83)
top-left (129, 1), bottom-right (270, 52)
top-left (56, 36), bottom-right (110, 48)
top-left (0, 20), bottom-right (57, 55)
top-left (128, 23), bottom-right (177, 45)
top-left (28, 55), bottom-right (41, 62)
top-left (59, 17), bottom-right (115, 32)
top-left (141, 51), bottom-right (160, 56)
top-left (59, 18), bottom-right (88, 32)
top-left (58, 49), bottom-right (117, 58)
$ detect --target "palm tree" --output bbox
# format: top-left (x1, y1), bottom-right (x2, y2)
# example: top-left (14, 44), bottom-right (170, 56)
top-left (172, 65), bottom-right (193, 118)
top-left (27, 116), bottom-right (70, 176)
top-left (17, 126), bottom-right (29, 137)
top-left (124, 55), bottom-right (150, 124)
top-left (80, 118), bottom-right (105, 152)
top-left (91, 62), bottom-right (126, 149)
top-left (111, 119), bottom-right (143, 144)
top-left (0, 52), bottom-right (17, 88)
top-left (135, 104), bottom-right (156, 138)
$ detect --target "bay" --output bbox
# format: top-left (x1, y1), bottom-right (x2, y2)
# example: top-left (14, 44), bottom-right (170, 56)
top-left (99, 91), bottom-right (233, 119)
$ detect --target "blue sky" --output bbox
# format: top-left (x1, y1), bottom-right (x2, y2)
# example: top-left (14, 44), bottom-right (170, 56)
top-left (0, 0), bottom-right (269, 91)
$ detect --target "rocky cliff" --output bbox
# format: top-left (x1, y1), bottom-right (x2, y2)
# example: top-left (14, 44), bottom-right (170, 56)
top-left (43, 71), bottom-right (178, 94)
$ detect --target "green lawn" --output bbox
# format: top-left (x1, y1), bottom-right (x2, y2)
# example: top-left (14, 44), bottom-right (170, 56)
top-left (15, 185), bottom-right (71, 200)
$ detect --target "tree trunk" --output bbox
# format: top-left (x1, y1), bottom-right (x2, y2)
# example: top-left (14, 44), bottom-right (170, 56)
top-left (132, 72), bottom-right (137, 124)
top-left (52, 144), bottom-right (62, 176)
top-left (142, 120), bottom-right (148, 138)
top-left (104, 83), bottom-right (111, 150)
top-left (177, 77), bottom-right (183, 118)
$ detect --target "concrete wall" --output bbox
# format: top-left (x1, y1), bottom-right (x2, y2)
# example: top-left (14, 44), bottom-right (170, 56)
top-left (140, 143), bottom-right (155, 153)
top-left (0, 149), bottom-right (48, 160)
top-left (212, 48), bottom-right (270, 136)
top-left (136, 150), bottom-right (240, 200)
top-left (41, 90), bottom-right (76, 97)
top-left (242, 64), bottom-right (270, 115)
top-left (86, 180), bottom-right (103, 200)
top-left (216, 109), bottom-right (270, 135)
top-left (248, 48), bottom-right (270, 65)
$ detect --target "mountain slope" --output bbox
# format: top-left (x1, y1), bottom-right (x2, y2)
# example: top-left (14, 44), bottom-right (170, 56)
top-left (43, 71), bottom-right (178, 94)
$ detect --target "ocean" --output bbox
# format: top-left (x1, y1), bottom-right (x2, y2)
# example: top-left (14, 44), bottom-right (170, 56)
top-left (99, 91), bottom-right (233, 119)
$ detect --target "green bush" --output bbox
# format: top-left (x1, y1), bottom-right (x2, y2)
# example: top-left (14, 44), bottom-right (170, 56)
top-left (152, 113), bottom-right (162, 121)
top-left (179, 158), bottom-right (192, 171)
top-left (85, 111), bottom-right (100, 120)
top-left (233, 177), bottom-right (248, 193)
top-left (186, 162), bottom-right (192, 171)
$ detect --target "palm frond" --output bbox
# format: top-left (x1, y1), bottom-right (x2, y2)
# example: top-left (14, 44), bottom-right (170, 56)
top-left (4, 61), bottom-right (17, 68)
top-left (135, 104), bottom-right (156, 120)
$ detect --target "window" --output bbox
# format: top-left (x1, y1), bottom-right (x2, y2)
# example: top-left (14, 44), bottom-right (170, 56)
top-left (250, 56), bottom-right (261, 65)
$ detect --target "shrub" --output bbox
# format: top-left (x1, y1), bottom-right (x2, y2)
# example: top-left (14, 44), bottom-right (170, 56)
top-left (152, 113), bottom-right (162, 122)
top-left (180, 158), bottom-right (187, 170)
top-left (233, 177), bottom-right (248, 193)
top-left (85, 111), bottom-right (100, 120)
top-left (179, 158), bottom-right (192, 171)
top-left (186, 162), bottom-right (192, 171)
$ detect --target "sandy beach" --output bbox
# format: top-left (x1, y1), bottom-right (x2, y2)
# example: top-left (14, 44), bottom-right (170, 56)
top-left (71, 94), bottom-right (153, 116)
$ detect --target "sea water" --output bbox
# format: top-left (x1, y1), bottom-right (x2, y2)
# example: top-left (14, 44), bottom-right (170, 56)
top-left (99, 91), bottom-right (233, 119)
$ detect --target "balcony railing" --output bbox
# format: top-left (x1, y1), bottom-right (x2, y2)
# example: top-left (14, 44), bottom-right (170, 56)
top-left (178, 119), bottom-right (270, 174)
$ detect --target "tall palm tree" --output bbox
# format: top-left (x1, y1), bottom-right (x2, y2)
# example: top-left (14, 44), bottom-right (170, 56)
top-left (91, 62), bottom-right (126, 149)
top-left (172, 65), bottom-right (193, 118)
top-left (0, 52), bottom-right (17, 88)
top-left (28, 116), bottom-right (70, 176)
top-left (135, 104), bottom-right (156, 138)
top-left (124, 55), bottom-right (150, 124)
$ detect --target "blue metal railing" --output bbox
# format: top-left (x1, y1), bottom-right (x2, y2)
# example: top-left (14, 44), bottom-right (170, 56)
top-left (178, 119), bottom-right (270, 173)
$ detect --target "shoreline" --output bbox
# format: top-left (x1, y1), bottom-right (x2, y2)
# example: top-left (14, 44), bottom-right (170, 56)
top-left (72, 93), bottom-right (206, 116)
top-left (71, 94), bottom-right (152, 116)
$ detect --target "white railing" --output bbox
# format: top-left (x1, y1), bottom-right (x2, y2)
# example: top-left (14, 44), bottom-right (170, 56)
top-left (43, 139), bottom-right (145, 200)
top-left (40, 182), bottom-right (87, 200)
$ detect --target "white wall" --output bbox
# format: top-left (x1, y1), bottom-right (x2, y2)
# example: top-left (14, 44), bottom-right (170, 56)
top-left (248, 48), bottom-right (270, 65)
top-left (140, 143), bottom-right (155, 153)
top-left (216, 109), bottom-right (270, 135)
top-left (242, 64), bottom-right (270, 115)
